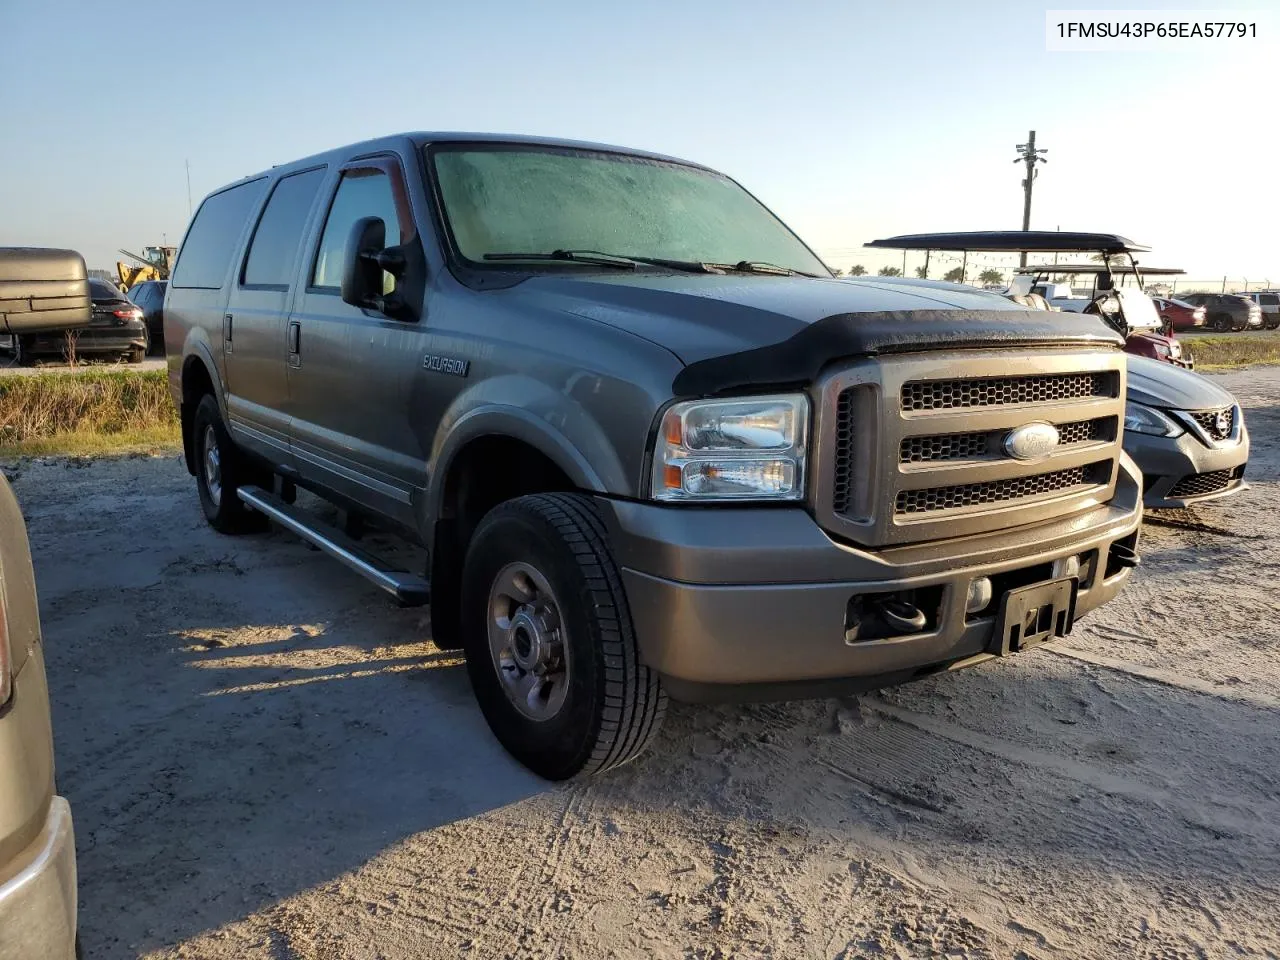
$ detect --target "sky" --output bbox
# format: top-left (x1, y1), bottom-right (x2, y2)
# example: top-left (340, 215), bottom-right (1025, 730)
top-left (1, 0), bottom-right (1276, 284)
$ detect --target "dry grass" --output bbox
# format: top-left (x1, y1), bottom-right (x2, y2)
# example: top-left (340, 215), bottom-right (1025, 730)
top-left (0, 370), bottom-right (179, 456)
top-left (1186, 334), bottom-right (1280, 370)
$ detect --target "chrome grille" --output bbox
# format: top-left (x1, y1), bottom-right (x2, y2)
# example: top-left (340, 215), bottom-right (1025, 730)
top-left (815, 349), bottom-right (1126, 547)
top-left (900, 431), bottom-right (990, 464)
top-left (898, 416), bottom-right (1113, 464)
top-left (1190, 407), bottom-right (1235, 442)
top-left (901, 372), bottom-right (1117, 411)
top-left (895, 462), bottom-right (1109, 516)
top-left (1169, 470), bottom-right (1233, 499)
top-left (832, 389), bottom-right (855, 513)
top-left (1056, 417), bottom-right (1109, 445)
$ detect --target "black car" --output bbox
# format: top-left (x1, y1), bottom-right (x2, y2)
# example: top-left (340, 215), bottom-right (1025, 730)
top-left (1178, 293), bottom-right (1264, 332)
top-left (6, 279), bottom-right (148, 364)
top-left (126, 279), bottom-right (167, 354)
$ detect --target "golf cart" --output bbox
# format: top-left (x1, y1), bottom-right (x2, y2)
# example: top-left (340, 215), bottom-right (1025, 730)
top-left (1009, 263), bottom-right (1192, 369)
top-left (864, 231), bottom-right (1193, 369)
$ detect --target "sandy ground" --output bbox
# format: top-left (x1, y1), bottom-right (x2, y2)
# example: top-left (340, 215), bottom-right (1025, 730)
top-left (4, 366), bottom-right (1278, 959)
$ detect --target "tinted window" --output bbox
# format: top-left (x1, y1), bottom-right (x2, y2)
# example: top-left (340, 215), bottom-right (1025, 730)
top-left (1262, 294), bottom-right (1279, 306)
top-left (311, 170), bottom-right (400, 291)
top-left (172, 179), bottom-right (268, 289)
top-left (242, 167), bottom-right (326, 287)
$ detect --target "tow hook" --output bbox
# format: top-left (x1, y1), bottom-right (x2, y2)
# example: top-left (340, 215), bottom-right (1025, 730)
top-left (845, 596), bottom-right (929, 645)
top-left (1109, 542), bottom-right (1141, 569)
top-left (876, 598), bottom-right (928, 634)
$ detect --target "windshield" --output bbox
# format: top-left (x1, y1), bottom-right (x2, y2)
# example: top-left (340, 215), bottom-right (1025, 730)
top-left (428, 144), bottom-right (830, 276)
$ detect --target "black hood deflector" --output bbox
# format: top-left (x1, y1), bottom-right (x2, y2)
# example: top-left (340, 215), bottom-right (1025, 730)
top-left (671, 309), bottom-right (1124, 396)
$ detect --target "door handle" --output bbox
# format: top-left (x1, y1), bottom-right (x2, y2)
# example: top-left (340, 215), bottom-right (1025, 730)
top-left (223, 314), bottom-right (233, 354)
top-left (287, 321), bottom-right (301, 367)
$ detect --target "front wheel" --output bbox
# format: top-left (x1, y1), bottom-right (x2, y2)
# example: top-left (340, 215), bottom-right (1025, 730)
top-left (192, 394), bottom-right (267, 534)
top-left (461, 493), bottom-right (666, 780)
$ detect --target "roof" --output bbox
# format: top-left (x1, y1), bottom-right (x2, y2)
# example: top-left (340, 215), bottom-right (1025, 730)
top-left (241, 132), bottom-right (711, 187)
top-left (1015, 264), bottom-right (1185, 276)
top-left (865, 231), bottom-right (1151, 254)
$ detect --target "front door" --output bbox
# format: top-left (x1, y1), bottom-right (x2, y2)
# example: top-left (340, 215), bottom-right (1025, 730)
top-left (286, 155), bottom-right (427, 528)
top-left (222, 166), bottom-right (327, 466)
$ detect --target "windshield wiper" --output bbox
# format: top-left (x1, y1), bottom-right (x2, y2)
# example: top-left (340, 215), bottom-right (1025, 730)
top-left (483, 249), bottom-right (718, 274)
top-left (717, 260), bottom-right (821, 278)
top-left (483, 250), bottom-right (637, 269)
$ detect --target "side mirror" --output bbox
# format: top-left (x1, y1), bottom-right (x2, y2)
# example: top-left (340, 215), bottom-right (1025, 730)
top-left (340, 216), bottom-right (386, 309)
top-left (339, 216), bottom-right (417, 321)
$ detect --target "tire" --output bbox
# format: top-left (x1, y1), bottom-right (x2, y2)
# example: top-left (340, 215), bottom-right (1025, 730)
top-left (1212, 313), bottom-right (1233, 333)
top-left (128, 345), bottom-right (145, 363)
top-left (461, 493), bottom-right (666, 780)
top-left (192, 394), bottom-right (268, 534)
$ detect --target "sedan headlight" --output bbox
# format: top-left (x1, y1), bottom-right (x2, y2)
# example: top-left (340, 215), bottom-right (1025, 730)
top-left (651, 395), bottom-right (808, 501)
top-left (1124, 401), bottom-right (1184, 437)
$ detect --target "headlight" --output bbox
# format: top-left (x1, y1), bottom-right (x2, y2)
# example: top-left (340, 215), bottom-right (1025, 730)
top-left (651, 395), bottom-right (808, 501)
top-left (1123, 402), bottom-right (1184, 437)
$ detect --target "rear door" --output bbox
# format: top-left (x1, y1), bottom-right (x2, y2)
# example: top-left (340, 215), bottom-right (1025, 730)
top-left (168, 177), bottom-right (268, 407)
top-left (286, 155), bottom-right (426, 527)
top-left (222, 166), bottom-right (327, 465)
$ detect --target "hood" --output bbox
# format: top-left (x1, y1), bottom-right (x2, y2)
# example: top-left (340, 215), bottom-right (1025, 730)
top-left (1126, 355), bottom-right (1236, 410)
top-left (519, 272), bottom-right (1120, 366)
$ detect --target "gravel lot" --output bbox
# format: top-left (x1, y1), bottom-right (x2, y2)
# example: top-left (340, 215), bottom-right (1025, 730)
top-left (6, 366), bottom-right (1278, 959)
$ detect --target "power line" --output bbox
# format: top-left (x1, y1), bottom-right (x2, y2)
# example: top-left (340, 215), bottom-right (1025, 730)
top-left (1013, 130), bottom-right (1048, 268)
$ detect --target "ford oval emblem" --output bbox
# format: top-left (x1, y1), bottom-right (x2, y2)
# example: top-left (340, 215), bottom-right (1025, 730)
top-left (1004, 422), bottom-right (1060, 461)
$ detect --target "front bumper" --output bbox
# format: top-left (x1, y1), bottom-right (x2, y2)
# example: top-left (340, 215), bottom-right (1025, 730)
top-left (1126, 422), bottom-right (1249, 509)
top-left (0, 797), bottom-right (77, 960)
top-left (599, 456), bottom-right (1143, 701)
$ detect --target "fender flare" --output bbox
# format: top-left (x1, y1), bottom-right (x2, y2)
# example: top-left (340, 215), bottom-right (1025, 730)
top-left (423, 403), bottom-right (625, 529)
top-left (178, 339), bottom-right (227, 473)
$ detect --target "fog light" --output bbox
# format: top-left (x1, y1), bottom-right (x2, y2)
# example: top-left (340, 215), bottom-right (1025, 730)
top-left (1052, 555), bottom-right (1081, 580)
top-left (966, 577), bottom-right (993, 614)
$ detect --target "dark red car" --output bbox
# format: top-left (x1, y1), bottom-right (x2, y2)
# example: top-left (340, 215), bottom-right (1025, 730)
top-left (1152, 296), bottom-right (1206, 333)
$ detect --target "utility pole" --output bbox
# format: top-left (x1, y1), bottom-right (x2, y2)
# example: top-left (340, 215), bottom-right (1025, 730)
top-left (902, 249), bottom-right (907, 277)
top-left (1013, 131), bottom-right (1048, 268)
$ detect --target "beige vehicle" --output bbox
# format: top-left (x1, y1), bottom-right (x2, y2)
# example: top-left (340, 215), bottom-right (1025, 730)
top-left (0, 248), bottom-right (84, 959)
top-left (0, 473), bottom-right (78, 960)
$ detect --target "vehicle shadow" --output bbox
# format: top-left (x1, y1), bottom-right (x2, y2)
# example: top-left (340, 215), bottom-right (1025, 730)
top-left (38, 548), bottom-right (548, 957)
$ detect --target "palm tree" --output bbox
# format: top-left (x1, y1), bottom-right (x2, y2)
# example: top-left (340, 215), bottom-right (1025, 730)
top-left (829, 267), bottom-right (845, 277)
top-left (878, 266), bottom-right (902, 277)
top-left (943, 266), bottom-right (965, 283)
top-left (978, 268), bottom-right (1004, 286)
top-left (914, 266), bottom-right (928, 279)
top-left (848, 264), bottom-right (867, 276)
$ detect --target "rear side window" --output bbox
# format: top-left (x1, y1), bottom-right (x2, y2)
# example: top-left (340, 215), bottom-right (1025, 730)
top-left (1261, 294), bottom-right (1279, 306)
top-left (311, 171), bottom-right (401, 291)
top-left (172, 179), bottom-right (268, 289)
top-left (242, 168), bottom-right (326, 288)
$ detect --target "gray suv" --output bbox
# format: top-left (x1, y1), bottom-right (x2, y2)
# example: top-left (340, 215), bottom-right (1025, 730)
top-left (166, 134), bottom-right (1143, 779)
